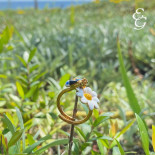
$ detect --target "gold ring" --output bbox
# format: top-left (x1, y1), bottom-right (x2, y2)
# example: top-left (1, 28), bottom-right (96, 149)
top-left (57, 78), bottom-right (93, 125)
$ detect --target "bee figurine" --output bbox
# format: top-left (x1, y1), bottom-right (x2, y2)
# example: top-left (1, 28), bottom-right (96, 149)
top-left (65, 78), bottom-right (88, 88)
top-left (65, 78), bottom-right (81, 87)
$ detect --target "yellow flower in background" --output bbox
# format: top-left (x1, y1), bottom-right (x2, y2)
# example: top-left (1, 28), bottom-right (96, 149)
top-left (109, 0), bottom-right (130, 3)
top-left (94, 0), bottom-right (100, 3)
top-left (17, 10), bottom-right (25, 15)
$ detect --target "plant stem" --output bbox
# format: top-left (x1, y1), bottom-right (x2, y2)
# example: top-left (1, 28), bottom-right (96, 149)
top-left (68, 94), bottom-right (78, 155)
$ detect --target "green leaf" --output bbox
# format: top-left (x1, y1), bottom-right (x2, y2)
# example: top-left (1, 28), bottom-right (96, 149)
top-left (90, 136), bottom-right (113, 141)
top-left (135, 114), bottom-right (149, 155)
top-left (93, 109), bottom-right (99, 119)
top-left (93, 116), bottom-right (108, 127)
top-left (101, 139), bottom-right (109, 148)
top-left (15, 107), bottom-right (25, 151)
top-left (117, 39), bottom-right (141, 114)
top-left (33, 71), bottom-right (46, 81)
top-left (97, 139), bottom-right (105, 155)
top-left (0, 26), bottom-right (13, 53)
top-left (27, 134), bottom-right (35, 145)
top-left (8, 129), bottom-right (24, 148)
top-left (75, 127), bottom-right (86, 140)
top-left (34, 138), bottom-right (78, 154)
top-left (59, 73), bottom-right (70, 88)
top-left (16, 81), bottom-right (24, 99)
top-left (113, 147), bottom-right (121, 155)
top-left (23, 135), bottom-right (51, 153)
top-left (91, 150), bottom-right (101, 155)
top-left (29, 64), bottom-right (39, 73)
top-left (23, 140), bottom-right (43, 154)
top-left (28, 48), bottom-right (37, 62)
top-left (0, 74), bottom-right (7, 79)
top-left (25, 86), bottom-right (37, 98)
top-left (99, 136), bottom-right (113, 141)
top-left (116, 119), bottom-right (135, 138)
top-left (16, 55), bottom-right (27, 67)
top-left (80, 142), bottom-right (91, 151)
top-left (0, 134), bottom-right (7, 149)
top-left (115, 139), bottom-right (125, 155)
top-left (93, 112), bottom-right (113, 127)
top-left (39, 135), bottom-right (52, 141)
top-left (6, 45), bottom-right (13, 51)
top-left (2, 114), bottom-right (16, 134)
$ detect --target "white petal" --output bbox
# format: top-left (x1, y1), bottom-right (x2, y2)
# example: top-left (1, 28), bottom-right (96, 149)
top-left (84, 87), bottom-right (92, 94)
top-left (93, 101), bottom-right (99, 109)
top-left (76, 88), bottom-right (80, 91)
top-left (76, 88), bottom-right (83, 97)
top-left (88, 100), bottom-right (94, 110)
top-left (92, 97), bottom-right (99, 103)
top-left (81, 97), bottom-right (88, 104)
top-left (76, 92), bottom-right (83, 97)
top-left (91, 91), bottom-right (97, 97)
top-left (87, 87), bottom-right (92, 94)
top-left (83, 87), bottom-right (88, 93)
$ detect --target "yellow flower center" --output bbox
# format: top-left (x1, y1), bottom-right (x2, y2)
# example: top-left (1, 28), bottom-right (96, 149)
top-left (84, 93), bottom-right (92, 100)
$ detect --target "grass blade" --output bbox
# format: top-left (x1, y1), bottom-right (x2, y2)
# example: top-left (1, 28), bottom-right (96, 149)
top-left (135, 114), bottom-right (149, 155)
top-left (117, 38), bottom-right (141, 114)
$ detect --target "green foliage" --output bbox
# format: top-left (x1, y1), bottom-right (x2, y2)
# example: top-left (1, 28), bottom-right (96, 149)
top-left (2, 114), bottom-right (16, 134)
top-left (115, 139), bottom-right (125, 155)
top-left (23, 140), bottom-right (44, 154)
top-left (0, 26), bottom-right (14, 53)
top-left (93, 112), bottom-right (113, 127)
top-left (0, 1), bottom-right (155, 154)
top-left (8, 129), bottom-right (23, 148)
top-left (34, 139), bottom-right (78, 154)
top-left (0, 107), bottom-right (70, 154)
top-left (116, 119), bottom-right (135, 139)
top-left (135, 114), bottom-right (150, 155)
top-left (15, 107), bottom-right (25, 151)
top-left (59, 73), bottom-right (71, 88)
top-left (16, 81), bottom-right (24, 99)
top-left (28, 48), bottom-right (37, 63)
top-left (117, 38), bottom-right (141, 114)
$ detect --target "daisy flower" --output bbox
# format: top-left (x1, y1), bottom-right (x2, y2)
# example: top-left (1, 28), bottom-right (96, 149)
top-left (76, 87), bottom-right (99, 110)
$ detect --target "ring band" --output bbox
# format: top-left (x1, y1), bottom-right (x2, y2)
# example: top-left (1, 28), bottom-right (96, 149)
top-left (57, 78), bottom-right (93, 125)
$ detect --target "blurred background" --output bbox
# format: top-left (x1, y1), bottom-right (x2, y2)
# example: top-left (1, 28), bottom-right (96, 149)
top-left (0, 0), bottom-right (92, 10)
top-left (0, 0), bottom-right (155, 154)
